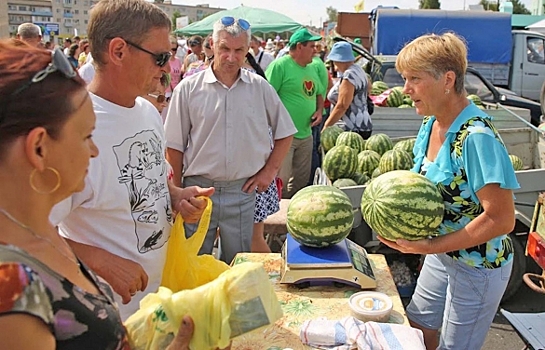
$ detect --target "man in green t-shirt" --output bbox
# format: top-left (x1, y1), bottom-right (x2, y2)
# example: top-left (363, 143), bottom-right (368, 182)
top-left (266, 28), bottom-right (326, 198)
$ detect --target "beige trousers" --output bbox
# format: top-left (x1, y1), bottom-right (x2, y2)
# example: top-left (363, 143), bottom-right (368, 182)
top-left (278, 135), bottom-right (313, 199)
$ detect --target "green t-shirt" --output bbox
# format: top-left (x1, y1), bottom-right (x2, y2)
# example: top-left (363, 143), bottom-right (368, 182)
top-left (266, 56), bottom-right (327, 139)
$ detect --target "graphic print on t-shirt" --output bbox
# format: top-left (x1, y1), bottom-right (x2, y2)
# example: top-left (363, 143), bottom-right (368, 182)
top-left (113, 129), bottom-right (172, 253)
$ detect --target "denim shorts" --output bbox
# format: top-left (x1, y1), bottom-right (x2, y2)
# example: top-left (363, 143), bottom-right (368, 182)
top-left (406, 253), bottom-right (512, 350)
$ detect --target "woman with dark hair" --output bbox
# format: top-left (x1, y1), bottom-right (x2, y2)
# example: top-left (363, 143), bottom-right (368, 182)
top-left (67, 43), bottom-right (80, 69)
top-left (0, 40), bottom-right (195, 350)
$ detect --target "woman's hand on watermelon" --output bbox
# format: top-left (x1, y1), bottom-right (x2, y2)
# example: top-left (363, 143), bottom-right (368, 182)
top-left (377, 235), bottom-right (433, 254)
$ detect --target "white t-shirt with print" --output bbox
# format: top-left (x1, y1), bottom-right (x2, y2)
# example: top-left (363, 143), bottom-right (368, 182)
top-left (51, 93), bottom-right (173, 320)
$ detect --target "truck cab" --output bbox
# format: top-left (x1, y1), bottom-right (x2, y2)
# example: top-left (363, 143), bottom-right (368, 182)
top-left (510, 29), bottom-right (545, 101)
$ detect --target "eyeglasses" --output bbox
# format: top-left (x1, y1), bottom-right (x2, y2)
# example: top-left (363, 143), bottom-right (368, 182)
top-left (148, 93), bottom-right (166, 103)
top-left (220, 16), bottom-right (250, 31)
top-left (171, 47), bottom-right (178, 52)
top-left (188, 40), bottom-right (201, 47)
top-left (11, 47), bottom-right (77, 97)
top-left (123, 39), bottom-right (172, 67)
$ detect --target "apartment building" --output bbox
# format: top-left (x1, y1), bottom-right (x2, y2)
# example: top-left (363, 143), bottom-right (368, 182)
top-left (7, 0), bottom-right (54, 38)
top-left (0, 2), bottom-right (9, 39)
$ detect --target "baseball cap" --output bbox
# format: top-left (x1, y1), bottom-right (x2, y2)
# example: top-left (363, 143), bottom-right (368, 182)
top-left (289, 28), bottom-right (322, 46)
top-left (327, 42), bottom-right (355, 62)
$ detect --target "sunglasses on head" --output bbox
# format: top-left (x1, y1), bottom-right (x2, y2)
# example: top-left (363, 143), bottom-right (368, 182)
top-left (188, 40), bottom-right (201, 47)
top-left (148, 93), bottom-right (166, 103)
top-left (112, 38), bottom-right (171, 67)
top-left (220, 16), bottom-right (250, 31)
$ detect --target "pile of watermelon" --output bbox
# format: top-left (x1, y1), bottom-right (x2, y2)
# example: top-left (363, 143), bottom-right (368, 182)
top-left (509, 154), bottom-right (524, 171)
top-left (322, 132), bottom-right (417, 186)
top-left (361, 170), bottom-right (445, 241)
top-left (286, 185), bottom-right (354, 247)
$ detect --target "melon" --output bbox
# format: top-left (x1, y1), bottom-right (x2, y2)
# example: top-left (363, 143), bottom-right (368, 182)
top-left (357, 150), bottom-right (381, 176)
top-left (321, 125), bottom-right (344, 153)
top-left (393, 138), bottom-right (416, 156)
top-left (509, 154), bottom-right (524, 171)
top-left (365, 133), bottom-right (393, 156)
top-left (361, 170), bottom-right (444, 241)
top-left (287, 185), bottom-right (354, 247)
top-left (322, 145), bottom-right (358, 181)
top-left (371, 81), bottom-right (389, 95)
top-left (371, 167), bottom-right (382, 178)
top-left (333, 178), bottom-right (358, 188)
top-left (467, 94), bottom-right (482, 105)
top-left (386, 89), bottom-right (404, 107)
top-left (378, 149), bottom-right (414, 174)
top-left (336, 131), bottom-right (365, 153)
top-left (351, 172), bottom-right (370, 185)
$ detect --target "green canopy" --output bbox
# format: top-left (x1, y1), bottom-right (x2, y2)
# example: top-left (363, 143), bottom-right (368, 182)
top-left (174, 5), bottom-right (303, 36)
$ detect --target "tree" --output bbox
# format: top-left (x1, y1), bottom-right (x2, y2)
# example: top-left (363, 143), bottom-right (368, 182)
top-left (326, 6), bottom-right (338, 23)
top-left (479, 0), bottom-right (530, 13)
top-left (479, 0), bottom-right (498, 11)
top-left (419, 0), bottom-right (441, 9)
top-left (171, 10), bottom-right (181, 29)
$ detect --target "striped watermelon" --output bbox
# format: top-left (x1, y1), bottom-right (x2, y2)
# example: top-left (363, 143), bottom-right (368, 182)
top-left (467, 94), bottom-right (482, 105)
top-left (371, 81), bottom-right (389, 96)
top-left (371, 167), bottom-right (382, 178)
top-left (378, 149), bottom-right (414, 174)
top-left (361, 170), bottom-right (444, 241)
top-left (351, 172), bottom-right (370, 185)
top-left (321, 125), bottom-right (344, 153)
top-left (357, 150), bottom-right (381, 176)
top-left (509, 154), bottom-right (524, 171)
top-left (333, 178), bottom-right (358, 188)
top-left (323, 145), bottom-right (358, 181)
top-left (393, 138), bottom-right (416, 156)
top-left (365, 133), bottom-right (393, 156)
top-left (336, 131), bottom-right (366, 153)
top-left (287, 185), bottom-right (354, 247)
top-left (386, 89), bottom-right (404, 107)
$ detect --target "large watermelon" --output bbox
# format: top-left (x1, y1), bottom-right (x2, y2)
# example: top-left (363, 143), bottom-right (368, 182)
top-left (378, 149), bottom-right (414, 174)
top-left (509, 154), bottom-right (524, 171)
top-left (386, 89), bottom-right (404, 107)
top-left (323, 145), bottom-right (358, 181)
top-left (287, 185), bottom-right (354, 247)
top-left (365, 133), bottom-right (393, 156)
top-left (357, 150), bottom-right (381, 176)
top-left (321, 125), bottom-right (344, 153)
top-left (393, 138), bottom-right (416, 156)
top-left (361, 170), bottom-right (444, 241)
top-left (371, 81), bottom-right (389, 96)
top-left (333, 178), bottom-right (358, 188)
top-left (371, 167), bottom-right (382, 178)
top-left (336, 131), bottom-right (365, 153)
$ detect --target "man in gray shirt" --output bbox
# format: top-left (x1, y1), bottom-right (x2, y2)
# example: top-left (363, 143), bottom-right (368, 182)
top-left (165, 17), bottom-right (296, 263)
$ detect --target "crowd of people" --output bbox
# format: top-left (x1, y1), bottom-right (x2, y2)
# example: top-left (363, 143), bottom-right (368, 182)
top-left (0, 0), bottom-right (518, 349)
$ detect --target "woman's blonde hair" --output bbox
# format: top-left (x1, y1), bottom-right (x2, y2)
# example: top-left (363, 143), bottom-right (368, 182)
top-left (396, 32), bottom-right (467, 95)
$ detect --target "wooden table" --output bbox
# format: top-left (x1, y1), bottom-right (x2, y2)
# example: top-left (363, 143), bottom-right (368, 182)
top-left (230, 253), bottom-right (409, 350)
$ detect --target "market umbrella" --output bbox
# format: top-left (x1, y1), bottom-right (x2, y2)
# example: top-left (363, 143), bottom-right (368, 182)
top-left (175, 5), bottom-right (303, 36)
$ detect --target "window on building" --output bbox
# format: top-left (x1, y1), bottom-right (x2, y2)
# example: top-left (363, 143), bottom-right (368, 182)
top-left (84, 19), bottom-right (88, 24)
top-left (74, 9), bottom-right (79, 14)
top-left (19, 6), bottom-right (27, 11)
top-left (84, 0), bottom-right (88, 5)
top-left (57, 9), bottom-right (61, 13)
top-left (84, 10), bottom-right (88, 15)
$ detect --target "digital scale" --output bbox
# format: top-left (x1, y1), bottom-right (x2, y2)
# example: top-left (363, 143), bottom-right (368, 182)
top-left (280, 234), bottom-right (377, 289)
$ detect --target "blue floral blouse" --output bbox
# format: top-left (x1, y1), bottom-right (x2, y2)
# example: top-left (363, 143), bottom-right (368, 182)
top-left (412, 103), bottom-right (520, 269)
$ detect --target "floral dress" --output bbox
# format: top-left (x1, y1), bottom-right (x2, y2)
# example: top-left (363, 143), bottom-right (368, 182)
top-left (0, 244), bottom-right (130, 349)
top-left (413, 103), bottom-right (520, 269)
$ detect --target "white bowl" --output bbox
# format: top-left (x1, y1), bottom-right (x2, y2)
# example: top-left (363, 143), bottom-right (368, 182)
top-left (348, 291), bottom-right (393, 323)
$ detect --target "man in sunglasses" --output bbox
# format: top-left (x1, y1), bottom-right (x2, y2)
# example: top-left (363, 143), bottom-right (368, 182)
top-left (165, 16), bottom-right (296, 265)
top-left (51, 0), bottom-right (214, 321)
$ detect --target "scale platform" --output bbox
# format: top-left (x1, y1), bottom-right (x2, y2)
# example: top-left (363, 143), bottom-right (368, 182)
top-left (280, 234), bottom-right (376, 289)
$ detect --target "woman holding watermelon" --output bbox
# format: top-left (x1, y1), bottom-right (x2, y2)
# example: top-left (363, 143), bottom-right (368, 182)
top-left (379, 33), bottom-right (519, 350)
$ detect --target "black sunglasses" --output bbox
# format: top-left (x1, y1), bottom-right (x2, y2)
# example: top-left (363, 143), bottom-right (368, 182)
top-left (123, 39), bottom-right (172, 67)
top-left (188, 40), bottom-right (201, 47)
top-left (220, 16), bottom-right (250, 31)
top-left (148, 93), bottom-right (166, 103)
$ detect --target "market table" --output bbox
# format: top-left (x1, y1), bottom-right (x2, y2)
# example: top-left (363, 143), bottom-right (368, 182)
top-left (230, 252), bottom-right (409, 350)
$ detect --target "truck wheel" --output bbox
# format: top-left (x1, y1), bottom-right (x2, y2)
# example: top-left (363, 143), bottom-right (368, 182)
top-left (501, 235), bottom-right (526, 303)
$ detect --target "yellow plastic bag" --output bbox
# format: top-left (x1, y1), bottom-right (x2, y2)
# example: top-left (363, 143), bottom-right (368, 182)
top-left (161, 196), bottom-right (230, 292)
top-left (126, 262), bottom-right (284, 350)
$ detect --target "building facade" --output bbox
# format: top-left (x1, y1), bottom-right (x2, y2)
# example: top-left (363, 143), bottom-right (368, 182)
top-left (7, 0), bottom-right (54, 38)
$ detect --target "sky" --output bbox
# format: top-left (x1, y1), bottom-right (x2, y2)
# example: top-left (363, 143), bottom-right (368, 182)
top-left (172, 0), bottom-right (536, 28)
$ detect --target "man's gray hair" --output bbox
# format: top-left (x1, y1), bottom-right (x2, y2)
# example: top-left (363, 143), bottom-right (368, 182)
top-left (212, 19), bottom-right (251, 45)
top-left (17, 23), bottom-right (42, 39)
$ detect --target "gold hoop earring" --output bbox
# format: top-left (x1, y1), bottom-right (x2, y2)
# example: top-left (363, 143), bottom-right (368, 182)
top-left (29, 167), bottom-right (61, 195)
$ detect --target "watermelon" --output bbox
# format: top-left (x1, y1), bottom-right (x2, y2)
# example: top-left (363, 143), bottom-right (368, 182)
top-left (371, 81), bottom-right (389, 95)
top-left (378, 149), bottom-right (414, 174)
top-left (509, 154), bottom-right (524, 171)
top-left (351, 172), bottom-right (370, 185)
top-left (371, 167), bottom-right (382, 178)
top-left (386, 89), bottom-right (404, 107)
top-left (361, 170), bottom-right (444, 241)
top-left (321, 125), bottom-right (344, 153)
top-left (333, 178), bottom-right (358, 188)
top-left (467, 94), bottom-right (482, 105)
top-left (336, 131), bottom-right (365, 153)
top-left (323, 145), bottom-right (358, 181)
top-left (287, 185), bottom-right (354, 247)
top-left (393, 138), bottom-right (416, 156)
top-left (365, 133), bottom-right (393, 156)
top-left (398, 104), bottom-right (412, 108)
top-left (357, 150), bottom-right (381, 176)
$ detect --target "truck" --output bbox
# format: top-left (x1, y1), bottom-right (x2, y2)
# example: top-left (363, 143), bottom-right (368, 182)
top-left (367, 9), bottom-right (545, 101)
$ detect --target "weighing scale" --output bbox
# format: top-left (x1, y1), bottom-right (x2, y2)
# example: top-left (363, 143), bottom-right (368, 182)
top-left (280, 234), bottom-right (377, 289)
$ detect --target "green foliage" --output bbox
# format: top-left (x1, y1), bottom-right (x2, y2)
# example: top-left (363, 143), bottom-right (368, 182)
top-left (326, 6), bottom-right (338, 22)
top-left (479, 0), bottom-right (530, 13)
top-left (419, 0), bottom-right (441, 9)
top-left (171, 10), bottom-right (182, 28)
